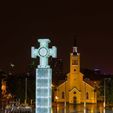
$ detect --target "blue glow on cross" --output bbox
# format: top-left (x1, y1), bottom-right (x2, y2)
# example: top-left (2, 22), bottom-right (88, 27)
top-left (31, 38), bottom-right (57, 113)
top-left (31, 39), bottom-right (57, 68)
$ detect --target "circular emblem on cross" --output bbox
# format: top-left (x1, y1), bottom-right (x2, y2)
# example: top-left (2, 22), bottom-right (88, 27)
top-left (38, 47), bottom-right (48, 57)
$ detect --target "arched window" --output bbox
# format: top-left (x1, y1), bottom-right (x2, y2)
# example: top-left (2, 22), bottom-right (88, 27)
top-left (72, 60), bottom-right (78, 65)
top-left (62, 92), bottom-right (65, 99)
top-left (73, 96), bottom-right (77, 104)
top-left (74, 69), bottom-right (76, 72)
top-left (86, 92), bottom-right (89, 99)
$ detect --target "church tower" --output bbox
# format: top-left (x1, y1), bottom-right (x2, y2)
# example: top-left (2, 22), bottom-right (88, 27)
top-left (68, 38), bottom-right (83, 90)
top-left (55, 37), bottom-right (97, 104)
top-left (70, 38), bottom-right (80, 74)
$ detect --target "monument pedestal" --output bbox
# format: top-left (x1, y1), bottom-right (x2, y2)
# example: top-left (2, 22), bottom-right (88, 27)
top-left (36, 68), bottom-right (52, 113)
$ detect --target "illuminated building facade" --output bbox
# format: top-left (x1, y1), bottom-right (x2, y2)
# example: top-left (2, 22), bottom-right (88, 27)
top-left (55, 41), bottom-right (97, 104)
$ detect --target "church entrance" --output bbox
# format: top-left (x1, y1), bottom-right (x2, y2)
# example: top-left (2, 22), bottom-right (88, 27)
top-left (73, 96), bottom-right (77, 104)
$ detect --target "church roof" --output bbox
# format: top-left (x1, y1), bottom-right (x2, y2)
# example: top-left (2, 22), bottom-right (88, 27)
top-left (69, 87), bottom-right (81, 93)
top-left (83, 78), bottom-right (96, 88)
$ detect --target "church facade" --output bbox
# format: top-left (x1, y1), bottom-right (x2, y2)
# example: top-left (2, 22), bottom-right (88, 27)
top-left (54, 43), bottom-right (97, 104)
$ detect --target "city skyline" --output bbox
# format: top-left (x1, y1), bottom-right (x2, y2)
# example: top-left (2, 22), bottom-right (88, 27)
top-left (0, 1), bottom-right (112, 74)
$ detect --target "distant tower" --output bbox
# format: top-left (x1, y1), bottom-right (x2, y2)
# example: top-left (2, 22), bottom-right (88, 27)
top-left (70, 37), bottom-right (80, 73)
top-left (69, 37), bottom-right (81, 90)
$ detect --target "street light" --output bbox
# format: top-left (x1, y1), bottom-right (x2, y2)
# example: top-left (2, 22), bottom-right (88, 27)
top-left (103, 78), bottom-right (111, 108)
top-left (103, 78), bottom-right (106, 108)
top-left (25, 73), bottom-right (29, 105)
top-left (84, 82), bottom-right (86, 113)
top-left (64, 77), bottom-right (67, 113)
top-left (25, 77), bottom-right (27, 105)
top-left (55, 95), bottom-right (59, 113)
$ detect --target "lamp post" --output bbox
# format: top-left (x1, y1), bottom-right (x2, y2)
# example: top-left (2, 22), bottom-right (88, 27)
top-left (103, 78), bottom-right (106, 108)
top-left (64, 78), bottom-right (67, 113)
top-left (103, 78), bottom-right (111, 109)
top-left (84, 82), bottom-right (86, 113)
top-left (55, 95), bottom-right (59, 112)
top-left (25, 77), bottom-right (27, 105)
top-left (25, 73), bottom-right (29, 105)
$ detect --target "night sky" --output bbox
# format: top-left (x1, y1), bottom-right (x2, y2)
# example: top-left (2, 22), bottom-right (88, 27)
top-left (0, 1), bottom-right (113, 74)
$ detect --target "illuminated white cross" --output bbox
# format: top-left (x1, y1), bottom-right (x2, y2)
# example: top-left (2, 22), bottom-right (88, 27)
top-left (31, 39), bottom-right (57, 68)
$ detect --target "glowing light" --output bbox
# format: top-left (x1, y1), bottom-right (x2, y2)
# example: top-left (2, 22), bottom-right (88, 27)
top-left (1, 80), bottom-right (6, 95)
top-left (31, 38), bottom-right (57, 113)
top-left (55, 96), bottom-right (59, 100)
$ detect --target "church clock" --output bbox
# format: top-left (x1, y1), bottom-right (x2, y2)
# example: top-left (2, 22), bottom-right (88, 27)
top-left (72, 57), bottom-right (78, 65)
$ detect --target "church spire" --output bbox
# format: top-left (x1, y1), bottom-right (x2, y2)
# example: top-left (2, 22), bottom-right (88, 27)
top-left (74, 37), bottom-right (77, 47)
top-left (73, 36), bottom-right (78, 55)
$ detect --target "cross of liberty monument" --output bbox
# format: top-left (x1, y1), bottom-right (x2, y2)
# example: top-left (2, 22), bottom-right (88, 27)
top-left (31, 38), bottom-right (57, 113)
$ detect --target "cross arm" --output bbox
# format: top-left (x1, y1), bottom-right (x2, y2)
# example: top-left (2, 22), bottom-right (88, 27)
top-left (31, 47), bottom-right (38, 58)
top-left (49, 46), bottom-right (57, 58)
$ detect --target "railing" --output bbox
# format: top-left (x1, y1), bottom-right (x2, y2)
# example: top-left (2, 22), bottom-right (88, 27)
top-left (1, 106), bottom-right (34, 113)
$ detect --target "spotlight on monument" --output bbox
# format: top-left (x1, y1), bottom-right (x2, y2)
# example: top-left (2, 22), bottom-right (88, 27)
top-left (31, 38), bottom-right (57, 113)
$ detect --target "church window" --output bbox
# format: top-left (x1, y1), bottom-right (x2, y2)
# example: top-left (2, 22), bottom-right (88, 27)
top-left (62, 92), bottom-right (65, 99)
top-left (73, 91), bottom-right (76, 94)
top-left (72, 60), bottom-right (78, 65)
top-left (74, 69), bottom-right (76, 72)
top-left (86, 92), bottom-right (89, 99)
top-left (73, 96), bottom-right (77, 104)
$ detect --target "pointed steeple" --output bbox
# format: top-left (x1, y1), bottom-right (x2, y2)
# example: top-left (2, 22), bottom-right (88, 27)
top-left (74, 36), bottom-right (77, 47)
top-left (73, 36), bottom-right (78, 55)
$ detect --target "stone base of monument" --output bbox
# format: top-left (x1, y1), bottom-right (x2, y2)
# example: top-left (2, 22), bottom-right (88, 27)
top-left (36, 68), bottom-right (52, 113)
